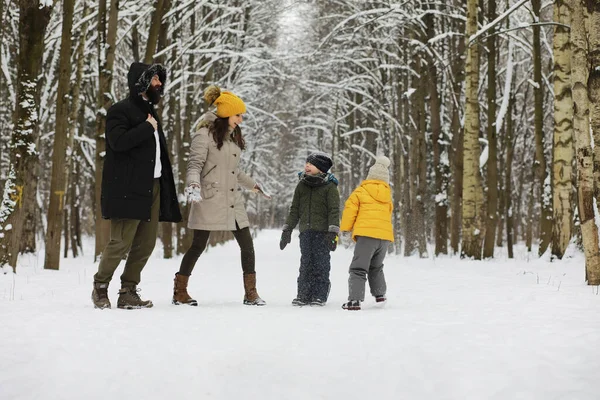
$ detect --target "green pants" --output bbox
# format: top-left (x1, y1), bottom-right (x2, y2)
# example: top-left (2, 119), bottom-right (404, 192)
top-left (94, 180), bottom-right (160, 288)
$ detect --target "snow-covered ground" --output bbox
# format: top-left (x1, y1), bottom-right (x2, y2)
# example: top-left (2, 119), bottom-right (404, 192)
top-left (1, 230), bottom-right (599, 400)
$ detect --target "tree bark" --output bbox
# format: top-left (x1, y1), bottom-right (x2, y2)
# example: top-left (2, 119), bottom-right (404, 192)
top-left (177, 12), bottom-right (197, 255)
top-left (532, 0), bottom-right (552, 256)
top-left (588, 0), bottom-right (600, 210)
top-left (449, 15), bottom-right (465, 255)
top-left (552, 0), bottom-right (574, 259)
top-left (571, 0), bottom-right (600, 284)
top-left (95, 0), bottom-right (119, 261)
top-left (426, 7), bottom-right (448, 256)
top-left (461, 0), bottom-right (484, 259)
top-left (144, 0), bottom-right (166, 64)
top-left (483, 0), bottom-right (498, 258)
top-left (506, 95), bottom-right (515, 259)
top-left (158, 0), bottom-right (173, 259)
top-left (0, 0), bottom-right (52, 271)
top-left (410, 48), bottom-right (427, 257)
top-left (44, 0), bottom-right (75, 270)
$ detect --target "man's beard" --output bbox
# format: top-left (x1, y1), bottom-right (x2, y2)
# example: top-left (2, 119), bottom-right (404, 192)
top-left (146, 85), bottom-right (162, 104)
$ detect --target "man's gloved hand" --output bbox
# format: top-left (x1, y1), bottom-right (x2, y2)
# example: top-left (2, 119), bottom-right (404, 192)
top-left (280, 230), bottom-right (292, 250)
top-left (325, 232), bottom-right (338, 252)
top-left (185, 184), bottom-right (202, 203)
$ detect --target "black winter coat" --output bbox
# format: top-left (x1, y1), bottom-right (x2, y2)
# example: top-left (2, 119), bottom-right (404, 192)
top-left (101, 62), bottom-right (182, 222)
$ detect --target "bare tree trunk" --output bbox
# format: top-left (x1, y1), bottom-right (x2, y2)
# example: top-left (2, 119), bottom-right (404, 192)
top-left (19, 163), bottom-right (39, 254)
top-left (392, 130), bottom-right (404, 254)
top-left (506, 95), bottom-right (515, 258)
top-left (526, 181), bottom-right (534, 252)
top-left (177, 12), bottom-right (197, 255)
top-left (157, 0), bottom-right (173, 259)
top-left (449, 17), bottom-right (465, 255)
top-left (461, 0), bottom-right (484, 259)
top-left (95, 0), bottom-right (119, 261)
top-left (589, 1), bottom-right (600, 208)
top-left (0, 0), bottom-right (52, 271)
top-left (426, 8), bottom-right (448, 256)
top-left (572, 0), bottom-right (600, 284)
top-left (69, 160), bottom-right (80, 258)
top-left (132, 25), bottom-right (140, 62)
top-left (413, 52), bottom-right (427, 257)
top-left (532, 0), bottom-right (552, 256)
top-left (402, 49), bottom-right (414, 257)
top-left (65, 3), bottom-right (89, 259)
top-left (552, 0), bottom-right (574, 259)
top-left (496, 127), bottom-right (505, 248)
top-left (483, 0), bottom-right (498, 258)
top-left (144, 0), bottom-right (166, 64)
top-left (44, 0), bottom-right (75, 270)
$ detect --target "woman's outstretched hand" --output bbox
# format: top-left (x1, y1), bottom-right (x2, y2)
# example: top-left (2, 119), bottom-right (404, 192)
top-left (253, 182), bottom-right (272, 199)
top-left (185, 184), bottom-right (202, 203)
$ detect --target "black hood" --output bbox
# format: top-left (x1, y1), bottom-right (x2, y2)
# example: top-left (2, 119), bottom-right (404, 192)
top-left (127, 62), bottom-right (167, 98)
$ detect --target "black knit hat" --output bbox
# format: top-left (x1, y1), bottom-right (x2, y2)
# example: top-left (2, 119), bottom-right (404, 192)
top-left (306, 152), bottom-right (333, 173)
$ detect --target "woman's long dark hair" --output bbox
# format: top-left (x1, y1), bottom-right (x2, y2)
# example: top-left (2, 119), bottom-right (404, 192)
top-left (211, 117), bottom-right (246, 150)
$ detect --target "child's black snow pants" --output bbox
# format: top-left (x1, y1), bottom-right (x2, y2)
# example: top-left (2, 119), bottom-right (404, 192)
top-left (297, 230), bottom-right (331, 302)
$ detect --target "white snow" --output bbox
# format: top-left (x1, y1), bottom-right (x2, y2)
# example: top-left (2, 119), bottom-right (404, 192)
top-left (405, 88), bottom-right (417, 98)
top-left (1, 230), bottom-right (599, 400)
top-left (496, 38), bottom-right (514, 135)
top-left (528, 79), bottom-right (540, 89)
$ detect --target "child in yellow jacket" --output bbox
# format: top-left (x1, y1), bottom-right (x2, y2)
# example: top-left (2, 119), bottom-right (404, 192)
top-left (339, 156), bottom-right (394, 310)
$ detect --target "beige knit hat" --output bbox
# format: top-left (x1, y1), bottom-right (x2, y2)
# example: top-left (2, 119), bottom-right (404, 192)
top-left (366, 155), bottom-right (391, 183)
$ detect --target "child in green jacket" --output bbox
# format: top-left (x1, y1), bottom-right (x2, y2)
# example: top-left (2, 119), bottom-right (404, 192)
top-left (280, 152), bottom-right (340, 306)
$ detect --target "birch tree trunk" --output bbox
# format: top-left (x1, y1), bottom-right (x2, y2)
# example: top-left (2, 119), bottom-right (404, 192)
top-left (0, 0), bottom-right (52, 271)
top-left (44, 0), bottom-right (75, 270)
top-left (551, 0), bottom-right (574, 259)
top-left (589, 0), bottom-right (600, 209)
top-left (532, 0), bottom-right (552, 256)
top-left (571, 0), bottom-right (600, 284)
top-left (95, 0), bottom-right (119, 260)
top-left (483, 0), bottom-right (498, 258)
top-left (461, 0), bottom-right (484, 259)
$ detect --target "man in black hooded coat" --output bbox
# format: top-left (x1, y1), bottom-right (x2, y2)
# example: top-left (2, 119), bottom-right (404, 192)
top-left (91, 62), bottom-right (182, 310)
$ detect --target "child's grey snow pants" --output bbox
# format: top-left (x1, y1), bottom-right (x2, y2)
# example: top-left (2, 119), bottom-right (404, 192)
top-left (348, 236), bottom-right (389, 301)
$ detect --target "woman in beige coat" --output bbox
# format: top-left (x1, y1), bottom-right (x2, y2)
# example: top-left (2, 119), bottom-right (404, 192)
top-left (172, 85), bottom-right (268, 306)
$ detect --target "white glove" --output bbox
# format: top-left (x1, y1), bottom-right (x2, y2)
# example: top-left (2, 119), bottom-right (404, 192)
top-left (185, 184), bottom-right (202, 203)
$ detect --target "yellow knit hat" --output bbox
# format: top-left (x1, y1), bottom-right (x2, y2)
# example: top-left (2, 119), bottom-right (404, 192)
top-left (204, 85), bottom-right (246, 118)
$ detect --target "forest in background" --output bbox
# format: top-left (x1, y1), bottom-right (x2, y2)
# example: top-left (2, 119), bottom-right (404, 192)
top-left (1, 0), bottom-right (599, 284)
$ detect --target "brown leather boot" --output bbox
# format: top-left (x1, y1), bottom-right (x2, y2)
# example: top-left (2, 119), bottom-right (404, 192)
top-left (243, 273), bottom-right (266, 306)
top-left (91, 282), bottom-right (111, 309)
top-left (172, 273), bottom-right (198, 306)
top-left (117, 286), bottom-right (153, 309)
